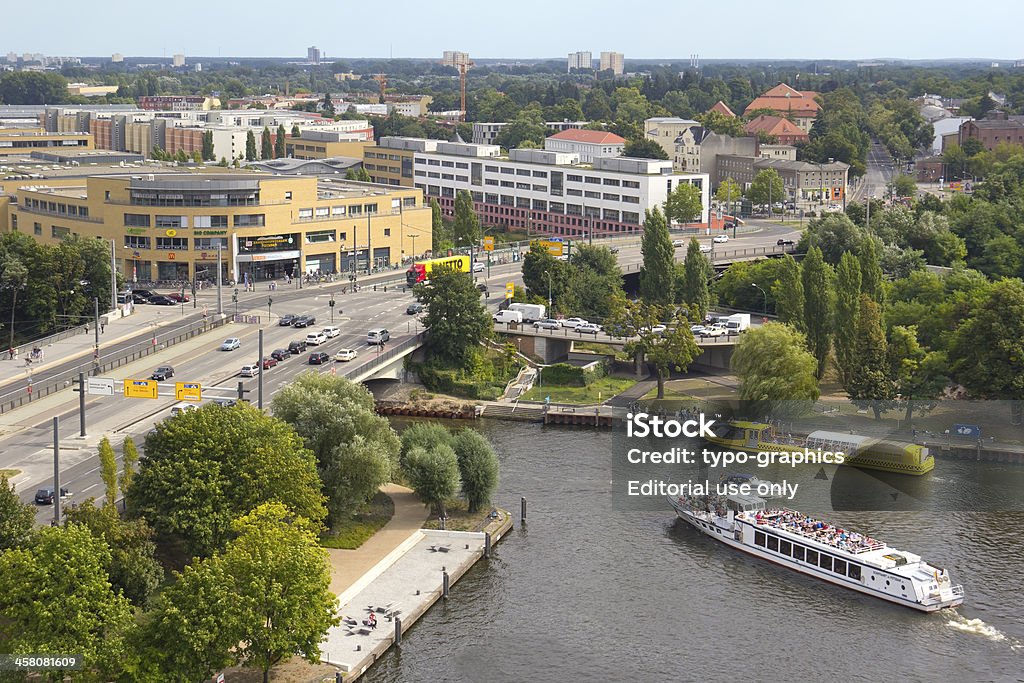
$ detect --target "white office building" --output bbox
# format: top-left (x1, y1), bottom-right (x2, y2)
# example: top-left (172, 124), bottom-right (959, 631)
top-left (382, 137), bottom-right (710, 237)
top-left (600, 51), bottom-right (624, 75)
top-left (543, 129), bottom-right (626, 163)
top-left (568, 51), bottom-right (593, 72)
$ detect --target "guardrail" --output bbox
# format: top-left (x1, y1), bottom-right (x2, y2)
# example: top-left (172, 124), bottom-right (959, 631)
top-left (347, 333), bottom-right (425, 380)
top-left (491, 323), bottom-right (742, 345)
top-left (0, 317), bottom-right (227, 415)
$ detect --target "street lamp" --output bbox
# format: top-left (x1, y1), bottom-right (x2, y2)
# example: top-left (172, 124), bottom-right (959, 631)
top-left (544, 270), bottom-right (553, 310)
top-left (232, 288), bottom-right (238, 317)
top-left (267, 296), bottom-right (273, 321)
top-left (329, 296), bottom-right (336, 323)
top-left (408, 234), bottom-right (418, 260)
top-left (751, 283), bottom-right (767, 315)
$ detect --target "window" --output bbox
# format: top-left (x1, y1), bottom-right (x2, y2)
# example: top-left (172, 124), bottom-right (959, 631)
top-left (455, 162), bottom-right (469, 169)
top-left (500, 180), bottom-right (514, 188)
top-left (516, 197), bottom-right (531, 208)
top-left (792, 545), bottom-right (805, 562)
top-left (315, 207), bottom-right (329, 217)
top-left (532, 199), bottom-right (547, 211)
top-left (155, 215), bottom-right (186, 229)
top-left (124, 213), bottom-right (150, 227)
top-left (156, 237), bottom-right (188, 250)
top-left (428, 158), bottom-right (440, 166)
top-left (471, 191), bottom-right (484, 202)
top-left (500, 195), bottom-right (514, 206)
top-left (549, 202), bottom-right (564, 214)
top-left (780, 540), bottom-right (791, 556)
top-left (471, 162), bottom-right (482, 186)
top-left (34, 222), bottom-right (42, 236)
top-left (623, 180), bottom-right (640, 189)
top-left (567, 204), bottom-right (582, 216)
top-left (766, 536), bottom-right (779, 552)
top-left (501, 167), bottom-right (515, 175)
top-left (485, 165), bottom-right (499, 173)
top-left (818, 555), bottom-right (832, 572)
top-left (298, 208), bottom-right (314, 219)
top-left (485, 193), bottom-right (499, 204)
top-left (622, 211), bottom-right (640, 224)
top-left (384, 228), bottom-right (391, 237)
top-left (806, 549), bottom-right (818, 565)
top-left (124, 236), bottom-right (150, 249)
top-left (486, 179), bottom-right (499, 186)
top-left (403, 197), bottom-right (416, 208)
top-left (584, 191), bottom-right (601, 199)
top-left (603, 193), bottom-right (620, 201)
top-left (755, 531), bottom-right (766, 547)
top-left (456, 176), bottom-right (469, 183)
top-left (585, 176), bottom-right (601, 184)
top-left (442, 173), bottom-right (454, 181)
top-left (532, 185), bottom-right (546, 192)
top-left (441, 160), bottom-right (455, 168)
top-left (428, 172), bottom-right (440, 179)
top-left (567, 188), bottom-right (583, 197)
top-left (551, 171), bottom-right (564, 197)
top-left (305, 230), bottom-right (335, 244)
top-left (285, 191), bottom-right (292, 200)
top-left (516, 169), bottom-right (531, 176)
top-left (848, 564), bottom-right (861, 581)
top-left (331, 206), bottom-right (347, 216)
top-left (622, 195), bottom-right (640, 204)
top-left (415, 158), bottom-right (427, 165)
top-left (441, 187), bottom-right (454, 198)
top-left (516, 183), bottom-right (531, 190)
top-left (193, 237), bottom-right (228, 249)
top-left (349, 205), bottom-right (363, 217)
top-left (603, 178), bottom-right (620, 186)
top-left (833, 559), bottom-right (846, 576)
top-left (603, 209), bottom-right (619, 221)
top-left (234, 214), bottom-right (265, 227)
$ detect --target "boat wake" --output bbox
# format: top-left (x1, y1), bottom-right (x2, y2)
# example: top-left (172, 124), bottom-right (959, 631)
top-left (945, 613), bottom-right (1020, 649)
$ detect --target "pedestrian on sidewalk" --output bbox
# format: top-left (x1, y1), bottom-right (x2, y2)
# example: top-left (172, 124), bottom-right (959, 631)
top-left (7, 347), bottom-right (14, 360)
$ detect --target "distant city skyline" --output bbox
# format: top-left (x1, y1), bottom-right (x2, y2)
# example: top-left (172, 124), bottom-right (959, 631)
top-left (5, 0), bottom-right (1024, 61)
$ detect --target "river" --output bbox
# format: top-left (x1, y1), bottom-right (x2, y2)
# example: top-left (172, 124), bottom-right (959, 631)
top-left (364, 421), bottom-right (1023, 682)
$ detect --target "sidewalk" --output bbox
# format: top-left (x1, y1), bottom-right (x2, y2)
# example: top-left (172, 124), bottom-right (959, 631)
top-left (325, 483), bottom-right (430, 596)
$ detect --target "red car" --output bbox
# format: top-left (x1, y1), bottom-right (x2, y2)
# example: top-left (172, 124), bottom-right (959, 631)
top-left (165, 292), bottom-right (190, 302)
top-left (262, 356), bottom-right (278, 370)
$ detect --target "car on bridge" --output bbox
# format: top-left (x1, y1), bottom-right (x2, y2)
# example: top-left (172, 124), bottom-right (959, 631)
top-left (406, 302), bottom-right (424, 315)
top-left (240, 363), bottom-right (260, 377)
top-left (35, 487), bottom-right (70, 505)
top-left (777, 238), bottom-right (795, 246)
top-left (702, 325), bottom-right (729, 337)
top-left (262, 356), bottom-right (278, 370)
top-left (713, 234), bottom-right (729, 244)
top-left (271, 348), bottom-right (291, 362)
top-left (689, 324), bottom-right (706, 334)
top-left (534, 319), bottom-right (561, 330)
top-left (288, 340), bottom-right (308, 354)
top-left (672, 239), bottom-right (685, 247)
top-left (305, 331), bottom-right (327, 346)
top-left (699, 244), bottom-right (712, 254)
top-left (335, 348), bottom-right (358, 362)
top-left (561, 317), bottom-right (589, 330)
top-left (576, 323), bottom-right (602, 334)
top-left (220, 338), bottom-right (241, 351)
top-left (279, 314), bottom-right (297, 326)
top-left (150, 365), bottom-right (174, 381)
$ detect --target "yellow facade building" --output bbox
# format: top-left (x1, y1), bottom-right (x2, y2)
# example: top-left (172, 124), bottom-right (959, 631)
top-left (0, 128), bottom-right (93, 156)
top-left (3, 171), bottom-right (431, 285)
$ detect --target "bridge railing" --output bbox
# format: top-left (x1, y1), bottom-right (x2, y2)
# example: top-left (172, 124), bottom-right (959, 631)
top-left (491, 323), bottom-right (742, 345)
top-left (348, 332), bottom-right (425, 379)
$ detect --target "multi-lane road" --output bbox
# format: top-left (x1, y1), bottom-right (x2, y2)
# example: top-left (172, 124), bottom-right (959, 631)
top-left (9, 221), bottom-right (800, 522)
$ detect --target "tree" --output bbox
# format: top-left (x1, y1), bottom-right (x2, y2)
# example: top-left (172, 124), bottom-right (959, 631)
top-left (0, 71), bottom-right (68, 105)
top-left (562, 244), bottom-right (624, 319)
top-left (451, 429), bottom-right (499, 513)
top-left (201, 130), bottom-right (214, 160)
top-left (120, 436), bottom-right (139, 495)
top-left (698, 110), bottom-right (747, 137)
top-left (609, 300), bottom-right (699, 398)
top-left (679, 238), bottom-right (711, 319)
top-left (888, 326), bottom-right (948, 422)
top-left (714, 177), bottom-right (743, 207)
top-left (893, 173), bottom-right (917, 198)
top-left (731, 324), bottom-right (820, 419)
top-left (622, 138), bottom-right (669, 160)
top-left (833, 253), bottom-right (862, 388)
top-left (746, 168), bottom-right (784, 209)
top-left (271, 373), bottom-right (400, 524)
top-left (452, 190), bottom-right (480, 246)
top-left (404, 443), bottom-right (461, 517)
top-left (664, 182), bottom-right (703, 225)
top-left (224, 503), bottom-right (338, 683)
top-left (949, 279), bottom-right (1024, 401)
top-left (0, 524), bottom-right (134, 679)
top-left (521, 241), bottom-right (571, 307)
top-left (859, 236), bottom-right (884, 303)
top-left (0, 475), bottom-right (34, 551)
top-left (63, 501), bottom-right (163, 608)
top-left (98, 435), bottom-right (118, 510)
top-left (639, 207), bottom-right (675, 304)
top-left (400, 422), bottom-right (453, 470)
top-left (261, 125), bottom-right (273, 160)
top-left (494, 108), bottom-right (547, 149)
top-left (582, 88), bottom-right (613, 121)
top-left (321, 91), bottom-right (335, 116)
top-left (430, 198), bottom-right (451, 252)
top-left (772, 254), bottom-right (805, 332)
top-left (846, 295), bottom-right (892, 419)
top-left (799, 212), bottom-right (863, 265)
top-left (415, 267), bottom-right (492, 365)
top-left (275, 124), bottom-right (286, 158)
top-left (291, 123), bottom-right (301, 138)
top-left (1, 254), bottom-right (28, 349)
top-left (245, 129), bottom-right (257, 161)
top-left (127, 402), bottom-right (326, 557)
top-left (801, 246), bottom-right (834, 378)
top-left (344, 165), bottom-right (371, 182)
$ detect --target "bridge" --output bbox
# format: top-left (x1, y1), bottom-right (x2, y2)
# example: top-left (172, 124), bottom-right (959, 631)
top-left (345, 333), bottom-right (425, 384)
top-left (492, 324), bottom-right (740, 369)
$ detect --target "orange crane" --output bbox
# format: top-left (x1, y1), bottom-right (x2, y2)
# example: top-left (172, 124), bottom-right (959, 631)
top-left (372, 73), bottom-right (387, 104)
top-left (457, 61), bottom-right (473, 121)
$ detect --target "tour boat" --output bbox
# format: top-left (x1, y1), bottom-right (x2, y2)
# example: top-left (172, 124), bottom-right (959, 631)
top-left (669, 492), bottom-right (963, 612)
top-left (707, 421), bottom-right (935, 475)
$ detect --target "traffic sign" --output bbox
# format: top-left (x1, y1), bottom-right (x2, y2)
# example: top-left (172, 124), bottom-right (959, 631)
top-left (505, 282), bottom-right (515, 299)
top-left (175, 382), bottom-right (202, 402)
top-left (540, 239), bottom-right (564, 257)
top-left (953, 424), bottom-right (981, 438)
top-left (123, 379), bottom-right (158, 399)
top-left (482, 236), bottom-right (495, 252)
top-left (86, 377), bottom-right (115, 396)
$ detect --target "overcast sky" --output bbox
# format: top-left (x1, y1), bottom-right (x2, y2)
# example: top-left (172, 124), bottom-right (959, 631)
top-left (6, 0), bottom-right (1023, 61)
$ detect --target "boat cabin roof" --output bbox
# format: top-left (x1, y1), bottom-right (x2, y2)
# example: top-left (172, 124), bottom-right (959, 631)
top-left (730, 421), bottom-right (771, 430)
top-left (726, 493), bottom-right (766, 511)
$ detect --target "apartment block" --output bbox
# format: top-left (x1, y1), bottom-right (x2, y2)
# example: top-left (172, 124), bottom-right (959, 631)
top-left (543, 129), bottom-right (625, 163)
top-left (599, 51), bottom-right (624, 75)
top-left (0, 128), bottom-right (93, 156)
top-left (644, 117), bottom-right (700, 160)
top-left (567, 51), bottom-right (592, 72)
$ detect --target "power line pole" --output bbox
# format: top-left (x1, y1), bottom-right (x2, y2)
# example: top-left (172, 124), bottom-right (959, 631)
top-left (109, 239), bottom-right (117, 312)
top-left (216, 244), bottom-right (223, 316)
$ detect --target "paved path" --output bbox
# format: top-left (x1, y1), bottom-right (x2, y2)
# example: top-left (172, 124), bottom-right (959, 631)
top-left (326, 483), bottom-right (430, 596)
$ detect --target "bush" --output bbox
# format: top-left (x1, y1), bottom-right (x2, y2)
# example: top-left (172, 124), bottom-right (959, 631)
top-left (540, 361), bottom-right (608, 387)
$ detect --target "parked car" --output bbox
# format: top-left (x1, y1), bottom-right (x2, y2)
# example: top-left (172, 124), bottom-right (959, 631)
top-left (322, 325), bottom-right (341, 338)
top-left (150, 365), bottom-right (174, 381)
top-left (406, 302), bottom-right (424, 315)
top-left (212, 398), bottom-right (237, 408)
top-left (220, 338), bottom-right (240, 351)
top-left (170, 403), bottom-right (199, 417)
top-left (270, 348), bottom-right (291, 362)
top-left (165, 292), bottom-right (190, 302)
top-left (672, 239), bottom-right (685, 247)
top-left (149, 295), bottom-right (177, 306)
top-left (305, 331), bottom-right (327, 346)
top-left (240, 363), bottom-right (260, 377)
top-left (576, 323), bottom-right (602, 334)
top-left (777, 238), bottom-right (795, 246)
top-left (610, 247), bottom-right (620, 254)
top-left (308, 351), bottom-right (330, 365)
top-left (35, 487), bottom-right (70, 505)
top-left (561, 317), bottom-right (589, 329)
top-left (334, 348), bottom-right (358, 362)
top-left (288, 340), bottom-right (308, 354)
top-left (689, 324), bottom-right (707, 334)
top-left (130, 289), bottom-right (156, 301)
top-left (534, 318), bottom-right (561, 330)
top-left (293, 314), bottom-right (315, 328)
top-left (713, 234), bottom-right (729, 244)
top-left (367, 328), bottom-right (390, 345)
top-left (699, 244), bottom-right (713, 254)
top-left (472, 261), bottom-right (485, 272)
top-left (279, 314), bottom-right (297, 326)
top-left (262, 356), bottom-right (278, 370)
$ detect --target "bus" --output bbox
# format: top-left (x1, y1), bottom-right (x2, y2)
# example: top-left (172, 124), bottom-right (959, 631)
top-left (406, 255), bottom-right (471, 285)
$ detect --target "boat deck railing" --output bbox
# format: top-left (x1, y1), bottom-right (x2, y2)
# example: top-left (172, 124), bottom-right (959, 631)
top-left (752, 510), bottom-right (886, 555)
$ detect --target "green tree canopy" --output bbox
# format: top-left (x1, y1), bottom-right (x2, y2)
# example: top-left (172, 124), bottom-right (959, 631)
top-left (0, 475), bottom-right (34, 551)
top-left (746, 168), bottom-right (784, 208)
top-left (949, 278), bottom-right (1024, 400)
top-left (846, 294), bottom-right (893, 419)
top-left (451, 429), bottom-right (500, 513)
top-left (799, 212), bottom-right (864, 265)
top-left (404, 443), bottom-right (461, 517)
top-left (664, 182), bottom-right (704, 225)
top-left (772, 254), bottom-right (805, 332)
top-left (714, 177), bottom-right (743, 205)
top-left (833, 252), bottom-right (862, 388)
top-left (452, 190), bottom-right (481, 246)
top-left (731, 323), bottom-right (820, 419)
top-left (245, 129), bottom-right (257, 161)
top-left (622, 138), bottom-right (669, 160)
top-left (275, 124), bottom-right (286, 158)
top-left (679, 237), bottom-right (712, 319)
top-left (801, 246), bottom-right (834, 378)
top-left (261, 125), bottom-right (273, 159)
top-left (609, 300), bottom-right (699, 398)
top-left (415, 267), bottom-right (492, 365)
top-left (639, 207), bottom-right (675, 304)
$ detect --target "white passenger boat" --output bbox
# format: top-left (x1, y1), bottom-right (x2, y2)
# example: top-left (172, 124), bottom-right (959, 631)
top-left (669, 493), bottom-right (964, 612)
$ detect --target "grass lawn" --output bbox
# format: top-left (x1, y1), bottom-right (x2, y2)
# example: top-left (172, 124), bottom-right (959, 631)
top-left (520, 375), bottom-right (637, 404)
top-left (0, 468), bottom-right (19, 479)
top-left (320, 492), bottom-right (395, 550)
top-left (421, 499), bottom-right (497, 532)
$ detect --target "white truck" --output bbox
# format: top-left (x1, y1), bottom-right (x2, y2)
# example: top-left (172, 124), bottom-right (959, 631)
top-left (493, 309), bottom-right (524, 325)
top-left (508, 303), bottom-right (546, 322)
top-left (723, 313), bottom-right (751, 333)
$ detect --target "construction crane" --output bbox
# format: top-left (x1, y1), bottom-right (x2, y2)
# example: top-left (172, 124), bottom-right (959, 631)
top-left (371, 73), bottom-right (387, 104)
top-left (456, 61), bottom-right (473, 122)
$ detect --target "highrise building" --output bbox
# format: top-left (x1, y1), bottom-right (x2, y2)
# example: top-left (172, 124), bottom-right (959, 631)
top-left (172, 53), bottom-right (185, 68)
top-left (567, 51), bottom-right (592, 72)
top-left (600, 51), bottom-right (624, 75)
top-left (441, 51), bottom-right (471, 68)
top-left (111, 53), bottom-right (124, 63)
top-left (307, 46), bottom-right (322, 65)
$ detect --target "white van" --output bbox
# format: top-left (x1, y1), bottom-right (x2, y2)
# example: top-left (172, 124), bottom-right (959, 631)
top-left (493, 309), bottom-right (523, 325)
top-left (322, 325), bottom-right (341, 338)
top-left (367, 328), bottom-right (390, 345)
top-left (170, 403), bottom-right (198, 417)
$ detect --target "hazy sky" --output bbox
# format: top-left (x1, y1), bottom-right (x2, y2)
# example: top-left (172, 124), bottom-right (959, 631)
top-left (6, 0), bottom-right (1023, 61)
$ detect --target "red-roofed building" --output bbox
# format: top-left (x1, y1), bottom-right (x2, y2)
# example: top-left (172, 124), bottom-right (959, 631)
top-left (744, 83), bottom-right (820, 133)
top-left (744, 115), bottom-right (809, 145)
top-left (544, 128), bottom-right (626, 162)
top-left (709, 100), bottom-right (736, 118)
